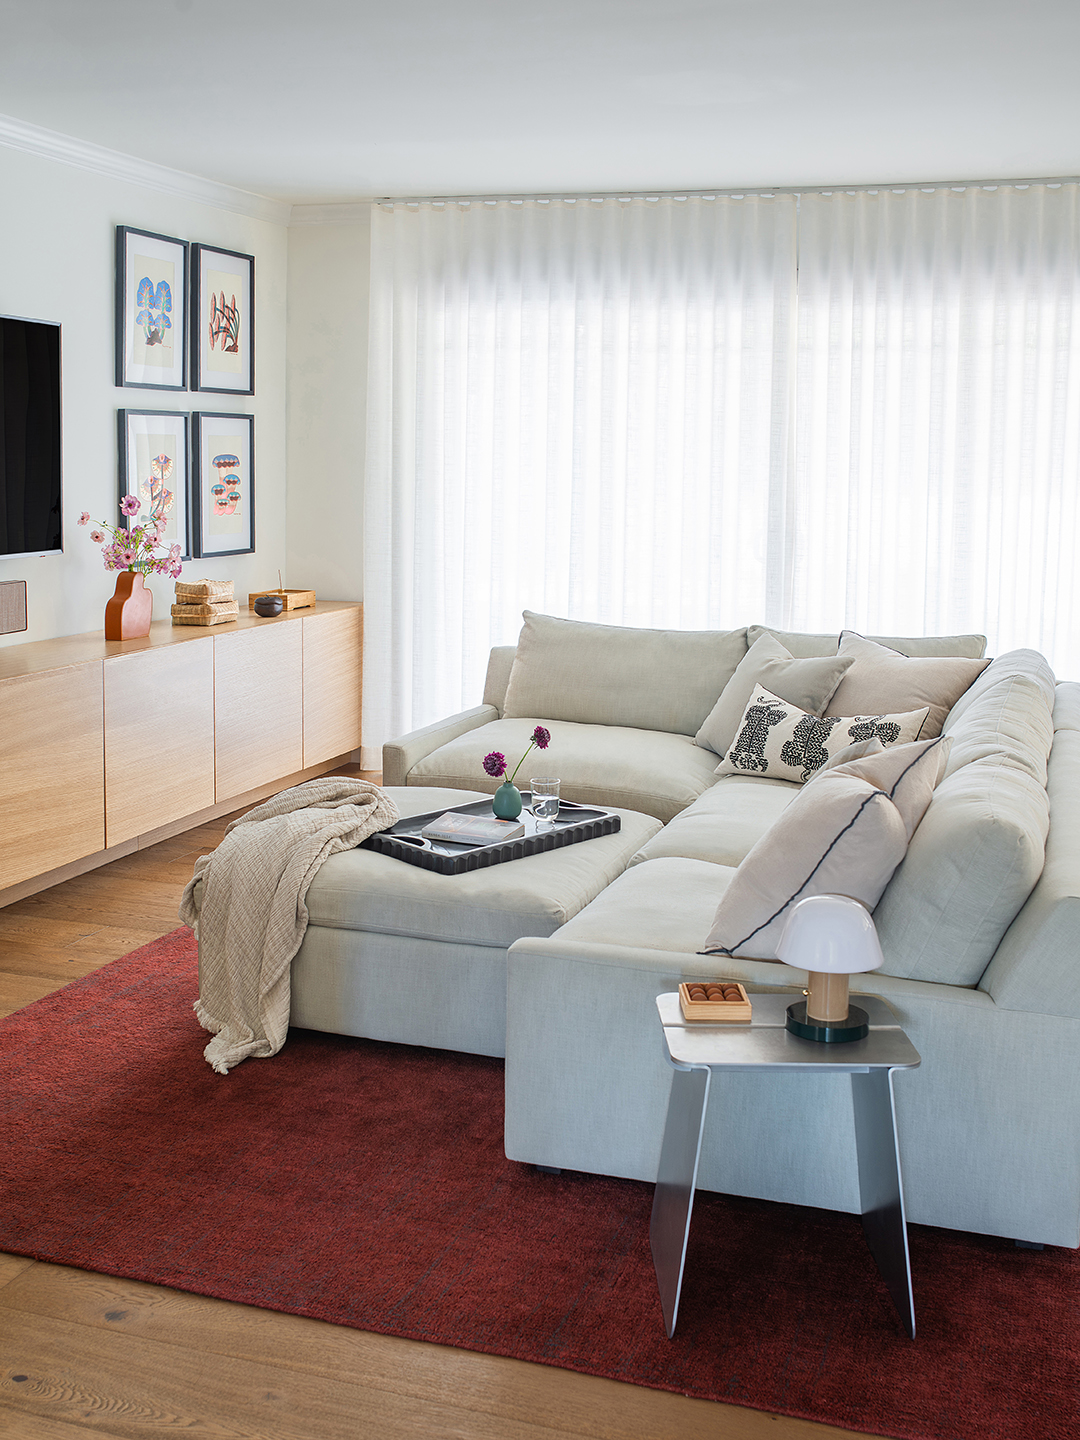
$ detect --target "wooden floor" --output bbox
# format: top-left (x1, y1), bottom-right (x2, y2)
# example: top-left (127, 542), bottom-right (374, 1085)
top-left (0, 772), bottom-right (884, 1440)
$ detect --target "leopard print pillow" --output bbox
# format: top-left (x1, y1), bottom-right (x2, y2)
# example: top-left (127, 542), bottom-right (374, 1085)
top-left (714, 687), bottom-right (931, 784)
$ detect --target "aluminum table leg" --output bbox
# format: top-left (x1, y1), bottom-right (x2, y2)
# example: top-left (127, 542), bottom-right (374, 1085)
top-left (650, 1063), bottom-right (710, 1338)
top-left (851, 1066), bottom-right (915, 1338)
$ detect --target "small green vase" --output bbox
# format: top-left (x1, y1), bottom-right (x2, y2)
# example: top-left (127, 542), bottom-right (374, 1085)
top-left (492, 782), bottom-right (523, 820)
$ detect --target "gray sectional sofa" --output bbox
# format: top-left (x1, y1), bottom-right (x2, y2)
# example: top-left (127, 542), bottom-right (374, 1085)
top-left (326, 612), bottom-right (1079, 1248)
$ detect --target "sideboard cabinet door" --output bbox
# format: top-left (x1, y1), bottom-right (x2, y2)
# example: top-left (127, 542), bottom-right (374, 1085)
top-left (104, 639), bottom-right (216, 847)
top-left (302, 608), bottom-right (361, 767)
top-left (214, 623), bottom-right (304, 802)
top-left (0, 664), bottom-right (105, 889)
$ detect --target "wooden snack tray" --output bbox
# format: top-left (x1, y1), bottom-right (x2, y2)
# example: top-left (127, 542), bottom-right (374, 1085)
top-left (247, 588), bottom-right (316, 611)
top-left (679, 981), bottom-right (752, 1023)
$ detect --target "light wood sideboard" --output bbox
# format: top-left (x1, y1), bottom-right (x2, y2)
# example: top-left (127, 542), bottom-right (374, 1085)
top-left (0, 600), bottom-right (362, 905)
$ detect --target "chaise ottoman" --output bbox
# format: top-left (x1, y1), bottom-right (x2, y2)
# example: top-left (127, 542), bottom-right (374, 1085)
top-left (285, 787), bottom-right (662, 1057)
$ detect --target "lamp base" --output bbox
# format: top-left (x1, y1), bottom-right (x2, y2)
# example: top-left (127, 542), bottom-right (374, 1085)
top-left (785, 1000), bottom-right (869, 1044)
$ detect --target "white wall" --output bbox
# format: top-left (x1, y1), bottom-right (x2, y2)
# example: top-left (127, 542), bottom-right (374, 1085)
top-left (285, 212), bottom-right (371, 601)
top-left (0, 143), bottom-right (289, 647)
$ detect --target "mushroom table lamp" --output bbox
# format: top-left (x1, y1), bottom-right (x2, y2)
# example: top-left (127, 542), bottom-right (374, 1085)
top-left (776, 894), bottom-right (884, 1043)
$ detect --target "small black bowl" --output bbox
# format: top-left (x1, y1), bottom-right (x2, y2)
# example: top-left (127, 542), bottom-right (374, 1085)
top-left (253, 594), bottom-right (284, 617)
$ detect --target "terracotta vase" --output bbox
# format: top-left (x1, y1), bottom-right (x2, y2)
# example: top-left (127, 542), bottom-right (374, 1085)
top-left (104, 570), bottom-right (153, 641)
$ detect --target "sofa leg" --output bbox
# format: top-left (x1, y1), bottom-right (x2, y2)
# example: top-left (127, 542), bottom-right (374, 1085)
top-left (535, 1165), bottom-right (562, 1176)
top-left (1014, 1239), bottom-right (1045, 1250)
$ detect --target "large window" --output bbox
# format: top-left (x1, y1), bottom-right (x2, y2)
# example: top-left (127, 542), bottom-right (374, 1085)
top-left (363, 185), bottom-right (1080, 758)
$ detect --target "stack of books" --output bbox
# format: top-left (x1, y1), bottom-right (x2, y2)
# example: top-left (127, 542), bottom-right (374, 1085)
top-left (171, 578), bottom-right (239, 627)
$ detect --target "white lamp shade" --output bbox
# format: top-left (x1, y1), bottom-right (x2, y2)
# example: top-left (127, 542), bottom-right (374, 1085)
top-left (775, 894), bottom-right (885, 975)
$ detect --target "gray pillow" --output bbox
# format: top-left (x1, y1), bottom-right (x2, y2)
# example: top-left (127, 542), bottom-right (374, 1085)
top-left (502, 611), bottom-right (748, 735)
top-left (694, 633), bottom-right (853, 757)
top-left (747, 624), bottom-right (988, 659)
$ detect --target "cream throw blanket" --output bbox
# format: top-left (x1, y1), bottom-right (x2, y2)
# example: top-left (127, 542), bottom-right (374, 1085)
top-left (179, 778), bottom-right (400, 1074)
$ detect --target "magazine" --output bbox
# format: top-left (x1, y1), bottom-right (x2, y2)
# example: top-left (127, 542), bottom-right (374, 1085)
top-left (420, 811), bottom-right (527, 845)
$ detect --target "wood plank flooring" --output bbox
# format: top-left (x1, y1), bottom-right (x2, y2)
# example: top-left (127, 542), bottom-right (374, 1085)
top-left (0, 770), bottom-right (884, 1440)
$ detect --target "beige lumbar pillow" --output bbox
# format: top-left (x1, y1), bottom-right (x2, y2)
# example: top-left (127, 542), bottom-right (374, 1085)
top-left (695, 633), bottom-right (854, 757)
top-left (826, 631), bottom-right (991, 739)
top-left (703, 735), bottom-right (952, 959)
top-left (715, 686), bottom-right (931, 784)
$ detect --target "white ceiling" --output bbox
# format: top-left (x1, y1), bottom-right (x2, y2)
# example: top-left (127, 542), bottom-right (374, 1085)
top-left (2, 0), bottom-right (1079, 204)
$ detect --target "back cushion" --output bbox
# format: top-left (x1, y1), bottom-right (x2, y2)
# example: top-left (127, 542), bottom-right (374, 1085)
top-left (501, 612), bottom-right (749, 734)
top-left (747, 624), bottom-right (988, 659)
top-left (873, 650), bottom-right (1056, 986)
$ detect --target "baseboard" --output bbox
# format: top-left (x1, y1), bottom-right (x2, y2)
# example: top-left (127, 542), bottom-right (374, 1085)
top-left (0, 755), bottom-right (355, 909)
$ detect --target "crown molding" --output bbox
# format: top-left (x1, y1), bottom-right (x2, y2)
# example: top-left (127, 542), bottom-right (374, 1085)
top-left (0, 111), bottom-right (293, 226)
top-left (289, 201), bottom-right (374, 227)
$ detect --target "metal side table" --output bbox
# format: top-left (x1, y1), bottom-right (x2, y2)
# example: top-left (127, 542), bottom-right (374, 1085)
top-left (649, 991), bottom-right (921, 1339)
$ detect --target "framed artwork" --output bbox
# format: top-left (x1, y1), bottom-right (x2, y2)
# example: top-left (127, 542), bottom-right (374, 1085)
top-left (193, 412), bottom-right (255, 557)
top-left (116, 227), bottom-right (188, 390)
top-left (191, 243), bottom-right (254, 395)
top-left (118, 410), bottom-right (193, 560)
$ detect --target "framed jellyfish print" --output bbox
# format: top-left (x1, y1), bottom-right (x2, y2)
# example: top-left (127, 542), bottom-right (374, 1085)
top-left (118, 410), bottom-right (193, 561)
top-left (191, 244), bottom-right (254, 395)
top-left (193, 412), bottom-right (255, 557)
top-left (116, 227), bottom-right (189, 390)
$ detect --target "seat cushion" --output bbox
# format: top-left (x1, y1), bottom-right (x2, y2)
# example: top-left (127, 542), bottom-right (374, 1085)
top-left (501, 610), bottom-right (749, 735)
top-left (408, 717), bottom-right (721, 823)
top-left (552, 856), bottom-right (737, 955)
top-left (631, 775), bottom-right (800, 869)
top-left (305, 791), bottom-right (662, 949)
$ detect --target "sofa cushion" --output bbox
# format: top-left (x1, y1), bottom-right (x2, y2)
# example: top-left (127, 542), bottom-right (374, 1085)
top-left (703, 738), bottom-right (950, 959)
top-left (552, 855), bottom-right (737, 954)
top-left (305, 791), bottom-right (663, 949)
top-left (408, 717), bottom-right (720, 824)
top-left (714, 685), bottom-right (931, 784)
top-left (694, 633), bottom-right (852, 757)
top-left (630, 775), bottom-right (800, 869)
top-left (747, 625), bottom-right (988, 659)
top-left (826, 631), bottom-right (991, 738)
top-left (501, 611), bottom-right (748, 736)
top-left (873, 651), bottom-right (1056, 986)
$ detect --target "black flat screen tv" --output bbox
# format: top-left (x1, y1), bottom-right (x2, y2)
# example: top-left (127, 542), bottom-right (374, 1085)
top-left (0, 314), bottom-right (62, 559)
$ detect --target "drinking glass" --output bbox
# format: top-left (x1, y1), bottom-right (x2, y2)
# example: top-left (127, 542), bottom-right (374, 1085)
top-left (530, 777), bottom-right (560, 826)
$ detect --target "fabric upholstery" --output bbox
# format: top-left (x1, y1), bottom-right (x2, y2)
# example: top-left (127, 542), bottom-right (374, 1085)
top-left (482, 646), bottom-right (518, 714)
top-left (501, 610), bottom-right (748, 735)
top-left (704, 738), bottom-right (950, 959)
top-left (382, 706), bottom-right (498, 788)
top-left (305, 797), bottom-right (661, 949)
top-left (873, 655), bottom-right (1056, 986)
top-left (694, 632), bottom-right (853, 757)
top-left (629, 776), bottom-right (800, 869)
top-left (408, 717), bottom-right (720, 823)
top-left (747, 624), bottom-right (988, 659)
top-left (827, 631), bottom-right (991, 737)
top-left (714, 685), bottom-right (930, 783)
top-left (981, 682), bottom-right (1080, 1018)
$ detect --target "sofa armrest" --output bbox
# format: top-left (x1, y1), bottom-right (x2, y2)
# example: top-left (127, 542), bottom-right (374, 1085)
top-left (382, 704), bottom-right (498, 787)
top-left (482, 646), bottom-right (517, 714)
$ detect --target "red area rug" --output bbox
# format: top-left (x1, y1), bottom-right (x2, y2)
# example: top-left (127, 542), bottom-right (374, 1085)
top-left (1, 930), bottom-right (1077, 1440)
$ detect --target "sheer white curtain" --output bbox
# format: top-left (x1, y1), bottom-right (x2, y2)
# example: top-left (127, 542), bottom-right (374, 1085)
top-left (363, 195), bottom-right (797, 761)
top-left (790, 184), bottom-right (1080, 672)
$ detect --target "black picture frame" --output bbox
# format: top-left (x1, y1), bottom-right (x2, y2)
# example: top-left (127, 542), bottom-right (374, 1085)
top-left (115, 226), bottom-right (188, 390)
top-left (193, 411), bottom-right (255, 557)
top-left (117, 409), bottom-right (193, 561)
top-left (191, 243), bottom-right (255, 395)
